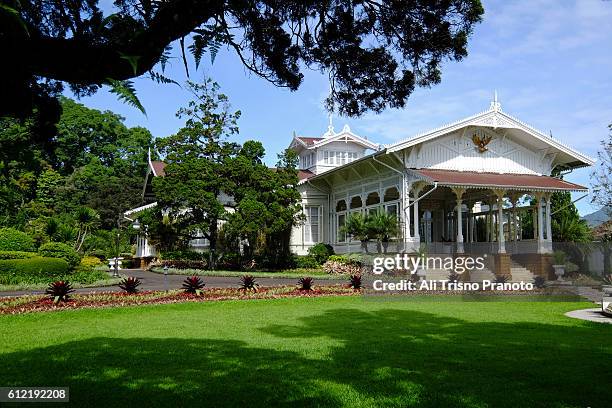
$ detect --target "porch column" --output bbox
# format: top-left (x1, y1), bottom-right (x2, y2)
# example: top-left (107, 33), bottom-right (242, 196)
top-left (466, 201), bottom-right (474, 244)
top-left (534, 192), bottom-right (545, 253)
top-left (494, 189), bottom-right (506, 254)
top-left (412, 184), bottom-right (423, 243)
top-left (545, 193), bottom-right (552, 240)
top-left (508, 192), bottom-right (520, 247)
top-left (452, 187), bottom-right (466, 253)
top-left (403, 181), bottom-right (412, 242)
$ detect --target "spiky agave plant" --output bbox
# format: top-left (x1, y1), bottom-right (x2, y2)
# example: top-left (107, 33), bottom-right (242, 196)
top-left (240, 275), bottom-right (259, 292)
top-left (349, 274), bottom-right (362, 290)
top-left (182, 275), bottom-right (205, 295)
top-left (494, 275), bottom-right (510, 284)
top-left (118, 277), bottom-right (142, 294)
top-left (298, 277), bottom-right (314, 291)
top-left (533, 276), bottom-right (546, 289)
top-left (45, 281), bottom-right (75, 303)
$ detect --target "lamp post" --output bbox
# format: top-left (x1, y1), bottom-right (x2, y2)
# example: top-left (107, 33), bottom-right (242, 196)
top-left (163, 264), bottom-right (169, 292)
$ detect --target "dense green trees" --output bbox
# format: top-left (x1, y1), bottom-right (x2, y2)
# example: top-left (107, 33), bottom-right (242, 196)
top-left (0, 97), bottom-right (155, 256)
top-left (151, 81), bottom-right (301, 268)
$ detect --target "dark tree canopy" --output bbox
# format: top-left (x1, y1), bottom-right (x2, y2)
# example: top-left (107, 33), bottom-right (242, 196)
top-left (2, 0), bottom-right (483, 123)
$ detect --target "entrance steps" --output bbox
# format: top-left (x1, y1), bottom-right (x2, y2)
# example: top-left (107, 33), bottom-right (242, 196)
top-left (509, 260), bottom-right (534, 283)
top-left (468, 269), bottom-right (496, 283)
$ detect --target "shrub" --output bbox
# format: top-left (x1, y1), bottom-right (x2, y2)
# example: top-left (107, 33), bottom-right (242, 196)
top-left (298, 277), bottom-right (314, 291)
top-left (0, 250), bottom-right (38, 260)
top-left (119, 277), bottom-right (142, 294)
top-left (45, 281), bottom-right (74, 303)
top-left (182, 275), bottom-right (205, 295)
top-left (448, 271), bottom-right (460, 283)
top-left (164, 260), bottom-right (208, 270)
top-left (323, 256), bottom-right (362, 275)
top-left (161, 250), bottom-right (208, 261)
top-left (349, 274), bottom-right (362, 290)
top-left (68, 269), bottom-right (110, 285)
top-left (38, 242), bottom-right (81, 269)
top-left (240, 275), bottom-right (259, 292)
top-left (533, 276), bottom-right (546, 288)
top-left (552, 250), bottom-right (566, 265)
top-left (79, 256), bottom-right (102, 269)
top-left (293, 255), bottom-right (319, 269)
top-left (0, 228), bottom-right (35, 252)
top-left (307, 243), bottom-right (334, 265)
top-left (0, 257), bottom-right (70, 284)
top-left (494, 275), bottom-right (510, 284)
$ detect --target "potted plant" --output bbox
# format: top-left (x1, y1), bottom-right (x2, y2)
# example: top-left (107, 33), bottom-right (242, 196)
top-left (552, 251), bottom-right (566, 281)
top-left (415, 244), bottom-right (428, 281)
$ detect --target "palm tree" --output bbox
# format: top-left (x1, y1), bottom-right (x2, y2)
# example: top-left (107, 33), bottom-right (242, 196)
top-left (74, 207), bottom-right (100, 252)
top-left (341, 213), bottom-right (370, 253)
top-left (367, 211), bottom-right (399, 254)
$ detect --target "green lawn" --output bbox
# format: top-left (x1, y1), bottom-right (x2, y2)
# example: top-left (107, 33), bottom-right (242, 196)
top-left (0, 297), bottom-right (610, 407)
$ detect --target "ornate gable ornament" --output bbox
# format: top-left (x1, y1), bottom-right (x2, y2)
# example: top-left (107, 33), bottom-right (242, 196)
top-left (472, 131), bottom-right (492, 153)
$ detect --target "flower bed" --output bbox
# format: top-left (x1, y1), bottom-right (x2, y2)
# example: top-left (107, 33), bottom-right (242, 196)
top-left (0, 285), bottom-right (359, 315)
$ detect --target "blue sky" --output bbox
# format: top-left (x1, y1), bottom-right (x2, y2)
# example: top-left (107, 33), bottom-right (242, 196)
top-left (77, 0), bottom-right (612, 216)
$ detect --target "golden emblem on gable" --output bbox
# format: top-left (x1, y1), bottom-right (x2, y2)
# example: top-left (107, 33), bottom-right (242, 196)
top-left (472, 132), bottom-right (492, 153)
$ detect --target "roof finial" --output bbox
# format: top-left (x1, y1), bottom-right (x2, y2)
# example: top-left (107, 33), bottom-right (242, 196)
top-left (490, 90), bottom-right (501, 111)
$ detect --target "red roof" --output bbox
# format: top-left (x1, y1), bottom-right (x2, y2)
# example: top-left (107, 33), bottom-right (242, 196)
top-left (151, 161), bottom-right (166, 176)
top-left (414, 169), bottom-right (587, 192)
top-left (296, 137), bottom-right (323, 146)
top-left (298, 169), bottom-right (315, 181)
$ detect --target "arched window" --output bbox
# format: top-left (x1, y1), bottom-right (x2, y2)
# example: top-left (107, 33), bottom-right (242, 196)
top-left (384, 187), bottom-right (400, 202)
top-left (336, 200), bottom-right (347, 212)
top-left (366, 192), bottom-right (380, 206)
top-left (350, 196), bottom-right (363, 209)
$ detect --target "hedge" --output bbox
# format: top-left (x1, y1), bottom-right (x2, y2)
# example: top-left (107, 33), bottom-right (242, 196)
top-left (0, 257), bottom-right (70, 284)
top-left (0, 228), bottom-right (35, 252)
top-left (307, 243), bottom-right (335, 265)
top-left (0, 251), bottom-right (38, 260)
top-left (38, 242), bottom-right (81, 269)
top-left (294, 255), bottom-right (320, 269)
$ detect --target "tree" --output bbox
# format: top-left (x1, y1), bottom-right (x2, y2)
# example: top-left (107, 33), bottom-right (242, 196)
top-left (367, 211), bottom-right (399, 254)
top-left (153, 80), bottom-right (240, 268)
top-left (591, 127), bottom-right (612, 216)
top-left (224, 144), bottom-right (302, 267)
top-left (342, 213), bottom-right (370, 253)
top-left (2, 0), bottom-right (484, 131)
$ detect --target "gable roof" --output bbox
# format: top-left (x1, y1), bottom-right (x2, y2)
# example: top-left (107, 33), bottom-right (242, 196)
top-left (289, 124), bottom-right (380, 152)
top-left (386, 100), bottom-right (595, 169)
top-left (151, 161), bottom-right (166, 177)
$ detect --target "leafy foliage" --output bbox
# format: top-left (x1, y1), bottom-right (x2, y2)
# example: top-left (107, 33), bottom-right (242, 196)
top-left (308, 243), bottom-right (335, 265)
top-left (533, 276), bottom-right (547, 289)
top-left (293, 255), bottom-right (319, 269)
top-left (38, 242), bottom-right (81, 269)
top-left (182, 275), bottom-right (205, 295)
top-left (590, 127), bottom-right (612, 215)
top-left (239, 275), bottom-right (259, 292)
top-left (349, 274), bottom-right (362, 290)
top-left (0, 228), bottom-right (35, 251)
top-left (4, 0), bottom-right (484, 131)
top-left (297, 277), bottom-right (314, 291)
top-left (0, 250), bottom-right (37, 260)
top-left (0, 257), bottom-right (70, 284)
top-left (118, 277), bottom-right (142, 294)
top-left (106, 79), bottom-right (146, 115)
top-left (45, 280), bottom-right (75, 303)
top-left (494, 275), bottom-right (510, 284)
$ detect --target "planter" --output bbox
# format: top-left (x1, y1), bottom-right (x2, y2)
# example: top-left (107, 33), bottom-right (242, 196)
top-left (602, 296), bottom-right (612, 317)
top-left (552, 264), bottom-right (565, 281)
top-left (602, 285), bottom-right (612, 296)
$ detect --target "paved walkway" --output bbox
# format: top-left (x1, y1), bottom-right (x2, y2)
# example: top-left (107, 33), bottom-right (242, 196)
top-left (565, 308), bottom-right (612, 324)
top-left (0, 269), bottom-right (344, 297)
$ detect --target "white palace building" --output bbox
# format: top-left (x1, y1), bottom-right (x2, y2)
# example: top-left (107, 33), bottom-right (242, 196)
top-left (128, 95), bottom-right (593, 278)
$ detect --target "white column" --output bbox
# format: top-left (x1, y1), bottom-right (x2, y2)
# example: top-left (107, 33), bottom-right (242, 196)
top-left (495, 190), bottom-right (506, 254)
top-left (452, 188), bottom-right (465, 253)
top-left (535, 193), bottom-right (545, 253)
top-left (412, 184), bottom-right (423, 243)
top-left (404, 181), bottom-right (412, 241)
top-left (545, 194), bottom-right (552, 241)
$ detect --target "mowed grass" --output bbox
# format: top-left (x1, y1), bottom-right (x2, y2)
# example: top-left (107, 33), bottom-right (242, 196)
top-left (0, 297), bottom-right (610, 407)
